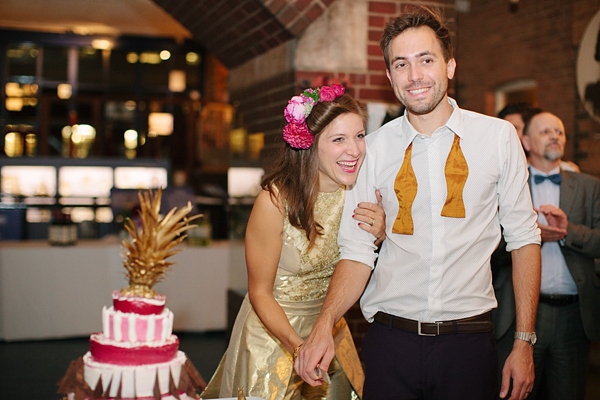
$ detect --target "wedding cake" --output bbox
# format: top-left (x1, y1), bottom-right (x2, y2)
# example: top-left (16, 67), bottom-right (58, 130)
top-left (58, 190), bottom-right (205, 400)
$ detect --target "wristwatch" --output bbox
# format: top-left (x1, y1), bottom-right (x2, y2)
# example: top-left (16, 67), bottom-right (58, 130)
top-left (514, 331), bottom-right (537, 346)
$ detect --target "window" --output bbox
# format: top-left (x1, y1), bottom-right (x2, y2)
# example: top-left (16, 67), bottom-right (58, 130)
top-left (494, 79), bottom-right (538, 115)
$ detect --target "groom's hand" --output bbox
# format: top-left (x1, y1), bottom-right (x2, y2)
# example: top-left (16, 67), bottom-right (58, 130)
top-left (294, 318), bottom-right (335, 386)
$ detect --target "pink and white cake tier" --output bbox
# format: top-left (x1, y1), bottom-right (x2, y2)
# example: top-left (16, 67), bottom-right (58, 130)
top-left (105, 290), bottom-right (174, 343)
top-left (89, 291), bottom-right (178, 365)
top-left (77, 351), bottom-right (196, 400)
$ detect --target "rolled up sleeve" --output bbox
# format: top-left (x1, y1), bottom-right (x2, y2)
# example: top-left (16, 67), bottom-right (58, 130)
top-left (496, 124), bottom-right (541, 251)
top-left (338, 149), bottom-right (380, 269)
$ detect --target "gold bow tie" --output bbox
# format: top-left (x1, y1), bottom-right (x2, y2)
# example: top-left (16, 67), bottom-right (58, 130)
top-left (392, 133), bottom-right (468, 235)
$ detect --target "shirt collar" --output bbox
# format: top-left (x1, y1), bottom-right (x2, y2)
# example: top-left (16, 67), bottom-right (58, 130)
top-left (400, 97), bottom-right (465, 148)
top-left (530, 165), bottom-right (561, 177)
top-left (444, 97), bottom-right (465, 139)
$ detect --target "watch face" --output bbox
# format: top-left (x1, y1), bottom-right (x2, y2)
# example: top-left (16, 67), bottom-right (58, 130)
top-left (530, 332), bottom-right (537, 345)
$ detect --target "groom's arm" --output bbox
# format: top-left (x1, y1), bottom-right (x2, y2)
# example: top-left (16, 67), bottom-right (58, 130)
top-left (294, 259), bottom-right (371, 386)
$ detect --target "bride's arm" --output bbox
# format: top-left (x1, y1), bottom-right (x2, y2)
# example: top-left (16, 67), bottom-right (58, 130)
top-left (246, 189), bottom-right (303, 354)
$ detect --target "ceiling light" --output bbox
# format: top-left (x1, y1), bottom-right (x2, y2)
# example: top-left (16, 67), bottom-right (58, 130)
top-left (160, 50), bottom-right (171, 60)
top-left (91, 39), bottom-right (113, 50)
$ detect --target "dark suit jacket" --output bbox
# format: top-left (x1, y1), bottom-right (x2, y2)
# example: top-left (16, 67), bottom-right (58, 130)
top-left (491, 169), bottom-right (600, 341)
top-left (558, 170), bottom-right (600, 340)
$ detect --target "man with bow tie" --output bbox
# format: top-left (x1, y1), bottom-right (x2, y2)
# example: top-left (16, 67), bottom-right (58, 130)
top-left (520, 110), bottom-right (600, 400)
top-left (296, 6), bottom-right (541, 400)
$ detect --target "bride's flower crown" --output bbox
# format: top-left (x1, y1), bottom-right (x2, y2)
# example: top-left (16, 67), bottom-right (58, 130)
top-left (282, 84), bottom-right (346, 149)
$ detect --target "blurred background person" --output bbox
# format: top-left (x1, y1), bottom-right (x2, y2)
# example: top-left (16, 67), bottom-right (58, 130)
top-left (521, 110), bottom-right (600, 400)
top-left (498, 103), bottom-right (580, 172)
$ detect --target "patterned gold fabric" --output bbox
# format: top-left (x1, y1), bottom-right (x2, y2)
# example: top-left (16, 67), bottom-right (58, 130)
top-left (202, 187), bottom-right (363, 400)
top-left (393, 133), bottom-right (468, 235)
top-left (441, 133), bottom-right (469, 218)
top-left (392, 142), bottom-right (418, 234)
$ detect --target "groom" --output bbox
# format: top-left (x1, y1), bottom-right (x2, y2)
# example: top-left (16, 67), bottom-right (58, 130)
top-left (295, 6), bottom-right (541, 400)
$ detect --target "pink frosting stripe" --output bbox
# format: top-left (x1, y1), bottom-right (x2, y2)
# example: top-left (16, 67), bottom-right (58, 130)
top-left (121, 317), bottom-right (130, 342)
top-left (113, 297), bottom-right (164, 315)
top-left (89, 334), bottom-right (179, 365)
top-left (136, 318), bottom-right (147, 341)
top-left (155, 318), bottom-right (163, 342)
top-left (107, 315), bottom-right (113, 340)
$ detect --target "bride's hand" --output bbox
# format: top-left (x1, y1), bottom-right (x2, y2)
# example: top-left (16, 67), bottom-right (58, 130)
top-left (353, 190), bottom-right (386, 245)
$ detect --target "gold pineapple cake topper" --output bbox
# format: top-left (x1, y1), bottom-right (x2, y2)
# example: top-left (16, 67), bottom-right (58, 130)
top-left (120, 188), bottom-right (200, 298)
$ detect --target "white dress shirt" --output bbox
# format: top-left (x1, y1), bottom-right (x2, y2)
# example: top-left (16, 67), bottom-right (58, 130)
top-left (529, 165), bottom-right (578, 295)
top-left (339, 98), bottom-right (541, 323)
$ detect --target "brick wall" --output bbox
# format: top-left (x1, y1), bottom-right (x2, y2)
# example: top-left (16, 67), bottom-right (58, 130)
top-left (456, 0), bottom-right (600, 178)
top-left (231, 0), bottom-right (456, 150)
top-left (294, 0), bottom-right (455, 104)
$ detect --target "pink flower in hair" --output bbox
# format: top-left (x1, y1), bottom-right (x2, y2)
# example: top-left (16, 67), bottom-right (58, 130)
top-left (281, 84), bottom-right (346, 149)
top-left (331, 84), bottom-right (345, 97)
top-left (284, 95), bottom-right (316, 124)
top-left (319, 86), bottom-right (336, 102)
top-left (283, 122), bottom-right (314, 149)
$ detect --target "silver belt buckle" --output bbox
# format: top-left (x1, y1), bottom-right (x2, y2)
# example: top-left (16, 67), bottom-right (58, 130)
top-left (418, 320), bottom-right (441, 336)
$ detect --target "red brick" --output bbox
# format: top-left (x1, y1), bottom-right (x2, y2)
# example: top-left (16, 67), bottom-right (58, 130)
top-left (336, 72), bottom-right (348, 82)
top-left (368, 44), bottom-right (383, 56)
top-left (368, 58), bottom-right (387, 71)
top-left (277, 5), bottom-right (298, 25)
top-left (369, 15), bottom-right (386, 28)
top-left (294, 0), bottom-right (312, 11)
top-left (289, 16), bottom-right (311, 35)
top-left (350, 73), bottom-right (367, 84)
top-left (305, 3), bottom-right (324, 21)
top-left (358, 87), bottom-right (397, 103)
top-left (368, 1), bottom-right (397, 14)
top-left (369, 73), bottom-right (390, 86)
top-left (369, 29), bottom-right (382, 42)
top-left (265, 0), bottom-right (287, 14)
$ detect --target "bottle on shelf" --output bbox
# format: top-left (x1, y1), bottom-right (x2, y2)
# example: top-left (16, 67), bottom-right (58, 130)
top-left (48, 209), bottom-right (77, 246)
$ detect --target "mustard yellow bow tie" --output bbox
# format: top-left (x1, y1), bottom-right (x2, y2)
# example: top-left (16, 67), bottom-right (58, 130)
top-left (392, 133), bottom-right (468, 235)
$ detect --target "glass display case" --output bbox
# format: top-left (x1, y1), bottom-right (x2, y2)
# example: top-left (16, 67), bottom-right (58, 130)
top-left (0, 157), bottom-right (169, 240)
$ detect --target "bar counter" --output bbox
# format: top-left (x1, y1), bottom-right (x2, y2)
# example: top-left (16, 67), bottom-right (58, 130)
top-left (0, 236), bottom-right (245, 341)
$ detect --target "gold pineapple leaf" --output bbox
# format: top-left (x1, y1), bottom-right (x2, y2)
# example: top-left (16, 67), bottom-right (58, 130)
top-left (119, 188), bottom-right (201, 297)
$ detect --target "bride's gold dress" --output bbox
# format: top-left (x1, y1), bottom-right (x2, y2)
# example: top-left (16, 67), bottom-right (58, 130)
top-left (202, 187), bottom-right (363, 400)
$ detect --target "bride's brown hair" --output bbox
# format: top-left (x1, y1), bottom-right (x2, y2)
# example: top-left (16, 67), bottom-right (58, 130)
top-left (262, 93), bottom-right (367, 247)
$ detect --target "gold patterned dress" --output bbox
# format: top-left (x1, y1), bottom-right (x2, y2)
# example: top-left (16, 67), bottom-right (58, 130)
top-left (202, 186), bottom-right (363, 400)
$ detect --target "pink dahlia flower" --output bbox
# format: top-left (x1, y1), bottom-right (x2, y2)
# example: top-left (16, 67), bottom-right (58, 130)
top-left (283, 122), bottom-right (314, 149)
top-left (284, 96), bottom-right (315, 124)
top-left (319, 86), bottom-right (336, 102)
top-left (331, 84), bottom-right (345, 97)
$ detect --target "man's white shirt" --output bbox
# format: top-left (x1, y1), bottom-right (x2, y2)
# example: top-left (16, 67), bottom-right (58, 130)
top-left (339, 98), bottom-right (541, 323)
top-left (529, 165), bottom-right (578, 295)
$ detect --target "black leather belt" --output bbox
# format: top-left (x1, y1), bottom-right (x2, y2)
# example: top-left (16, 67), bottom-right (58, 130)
top-left (539, 294), bottom-right (578, 306)
top-left (373, 311), bottom-right (493, 336)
